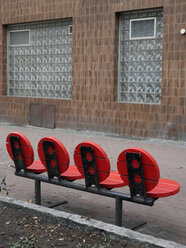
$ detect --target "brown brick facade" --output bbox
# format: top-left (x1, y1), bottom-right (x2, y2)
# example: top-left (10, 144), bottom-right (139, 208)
top-left (0, 0), bottom-right (185, 140)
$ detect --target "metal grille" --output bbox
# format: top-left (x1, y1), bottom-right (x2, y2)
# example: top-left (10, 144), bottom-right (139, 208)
top-left (119, 10), bottom-right (163, 104)
top-left (7, 20), bottom-right (72, 99)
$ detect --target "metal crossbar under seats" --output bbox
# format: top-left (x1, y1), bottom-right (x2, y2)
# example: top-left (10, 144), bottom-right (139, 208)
top-left (14, 170), bottom-right (155, 227)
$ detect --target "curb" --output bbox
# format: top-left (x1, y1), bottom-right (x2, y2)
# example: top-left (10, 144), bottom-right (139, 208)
top-left (0, 196), bottom-right (185, 248)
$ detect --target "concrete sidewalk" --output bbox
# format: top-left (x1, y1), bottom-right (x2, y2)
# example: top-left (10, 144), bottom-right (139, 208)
top-left (0, 123), bottom-right (186, 245)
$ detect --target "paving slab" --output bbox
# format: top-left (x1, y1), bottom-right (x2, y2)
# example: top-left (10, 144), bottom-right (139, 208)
top-left (0, 123), bottom-right (186, 245)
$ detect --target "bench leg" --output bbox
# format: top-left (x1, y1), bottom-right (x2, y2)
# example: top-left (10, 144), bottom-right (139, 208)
top-left (115, 196), bottom-right (122, 227)
top-left (35, 180), bottom-right (41, 205)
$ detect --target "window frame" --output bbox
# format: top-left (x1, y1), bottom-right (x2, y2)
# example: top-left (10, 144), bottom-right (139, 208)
top-left (129, 17), bottom-right (156, 40)
top-left (8, 29), bottom-right (30, 47)
top-left (68, 25), bottom-right (72, 35)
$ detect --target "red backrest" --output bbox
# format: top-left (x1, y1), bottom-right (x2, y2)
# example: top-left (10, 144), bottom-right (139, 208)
top-left (6, 132), bottom-right (34, 168)
top-left (117, 147), bottom-right (160, 191)
top-left (74, 141), bottom-right (110, 182)
top-left (38, 136), bottom-right (70, 174)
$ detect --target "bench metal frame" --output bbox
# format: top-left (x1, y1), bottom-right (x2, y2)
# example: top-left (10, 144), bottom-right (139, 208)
top-left (15, 170), bottom-right (156, 227)
top-left (10, 136), bottom-right (157, 227)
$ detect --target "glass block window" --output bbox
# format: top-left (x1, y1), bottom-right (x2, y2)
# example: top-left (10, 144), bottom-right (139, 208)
top-left (7, 20), bottom-right (72, 99)
top-left (118, 9), bottom-right (163, 104)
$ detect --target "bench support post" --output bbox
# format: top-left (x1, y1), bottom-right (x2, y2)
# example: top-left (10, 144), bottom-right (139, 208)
top-left (35, 180), bottom-right (41, 205)
top-left (115, 196), bottom-right (122, 227)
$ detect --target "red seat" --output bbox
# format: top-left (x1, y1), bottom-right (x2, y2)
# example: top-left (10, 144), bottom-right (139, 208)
top-left (6, 132), bottom-right (46, 174)
top-left (60, 165), bottom-right (83, 181)
top-left (117, 147), bottom-right (180, 198)
top-left (38, 137), bottom-right (83, 181)
top-left (146, 178), bottom-right (180, 198)
top-left (100, 171), bottom-right (126, 189)
top-left (74, 141), bottom-right (126, 189)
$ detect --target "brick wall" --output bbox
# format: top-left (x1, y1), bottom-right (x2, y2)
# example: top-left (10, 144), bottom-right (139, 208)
top-left (0, 0), bottom-right (185, 140)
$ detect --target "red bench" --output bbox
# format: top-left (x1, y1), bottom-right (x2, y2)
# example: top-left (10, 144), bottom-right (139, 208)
top-left (38, 137), bottom-right (125, 188)
top-left (6, 132), bottom-right (180, 226)
top-left (74, 141), bottom-right (126, 189)
top-left (38, 136), bottom-right (83, 181)
top-left (117, 147), bottom-right (180, 198)
top-left (6, 132), bottom-right (46, 174)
